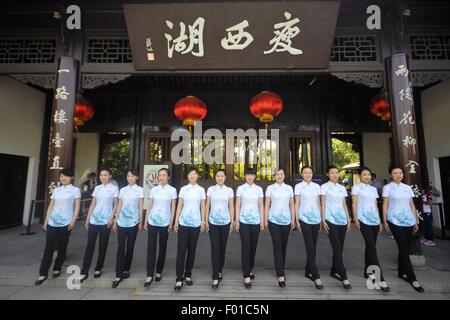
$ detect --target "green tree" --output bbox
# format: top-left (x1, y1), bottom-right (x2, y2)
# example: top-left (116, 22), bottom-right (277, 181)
top-left (331, 138), bottom-right (360, 180)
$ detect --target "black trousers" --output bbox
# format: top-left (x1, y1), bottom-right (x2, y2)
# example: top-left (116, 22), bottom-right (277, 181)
top-left (176, 225), bottom-right (200, 281)
top-left (81, 224), bottom-right (111, 275)
top-left (209, 223), bottom-right (230, 280)
top-left (299, 220), bottom-right (321, 280)
top-left (115, 224), bottom-right (139, 278)
top-left (389, 222), bottom-right (417, 282)
top-left (147, 224), bottom-right (169, 277)
top-left (39, 225), bottom-right (71, 277)
top-left (360, 222), bottom-right (384, 281)
top-left (239, 222), bottom-right (260, 278)
top-left (423, 213), bottom-right (435, 241)
top-left (268, 221), bottom-right (291, 277)
top-left (327, 221), bottom-right (348, 280)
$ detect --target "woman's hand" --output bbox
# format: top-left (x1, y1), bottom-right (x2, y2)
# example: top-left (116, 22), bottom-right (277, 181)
top-left (260, 221), bottom-right (265, 231)
top-left (235, 221), bottom-right (240, 232)
top-left (84, 221), bottom-right (89, 231)
top-left (174, 222), bottom-right (179, 233)
top-left (346, 221), bottom-right (351, 232)
top-left (354, 219), bottom-right (361, 230)
top-left (229, 222), bottom-right (234, 234)
top-left (378, 223), bottom-right (383, 233)
top-left (43, 222), bottom-right (48, 232)
top-left (107, 217), bottom-right (114, 229)
top-left (413, 223), bottom-right (419, 233)
top-left (68, 221), bottom-right (76, 231)
top-left (291, 220), bottom-right (296, 231)
top-left (143, 223), bottom-right (148, 231)
top-left (296, 220), bottom-right (302, 232)
top-left (112, 222), bottom-right (118, 232)
top-left (383, 221), bottom-right (390, 233)
top-left (138, 223), bottom-right (143, 231)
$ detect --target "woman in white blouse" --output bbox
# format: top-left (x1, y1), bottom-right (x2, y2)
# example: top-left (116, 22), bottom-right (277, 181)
top-left (321, 165), bottom-right (352, 290)
top-left (79, 168), bottom-right (119, 282)
top-left (173, 167), bottom-right (206, 291)
top-left (264, 168), bottom-right (295, 288)
top-left (235, 167), bottom-right (264, 289)
top-left (206, 169), bottom-right (234, 289)
top-left (35, 169), bottom-right (81, 286)
top-left (144, 168), bottom-right (177, 287)
top-left (111, 169), bottom-right (144, 289)
top-left (352, 166), bottom-right (389, 292)
top-left (382, 166), bottom-right (424, 293)
top-left (294, 166), bottom-right (323, 290)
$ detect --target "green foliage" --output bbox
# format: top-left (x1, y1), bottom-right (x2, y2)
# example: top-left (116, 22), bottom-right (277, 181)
top-left (331, 138), bottom-right (360, 181)
top-left (101, 138), bottom-right (130, 184)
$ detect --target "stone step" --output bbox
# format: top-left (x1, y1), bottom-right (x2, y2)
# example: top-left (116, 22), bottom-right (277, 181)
top-left (1, 274), bottom-right (448, 296)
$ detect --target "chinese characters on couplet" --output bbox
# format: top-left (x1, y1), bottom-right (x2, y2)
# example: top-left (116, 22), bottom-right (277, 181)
top-left (394, 62), bottom-right (421, 199)
top-left (163, 11), bottom-right (303, 59)
top-left (48, 66), bottom-right (74, 194)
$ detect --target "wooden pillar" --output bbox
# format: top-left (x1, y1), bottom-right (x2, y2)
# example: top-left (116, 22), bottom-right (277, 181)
top-left (45, 56), bottom-right (79, 202)
top-left (385, 53), bottom-right (424, 257)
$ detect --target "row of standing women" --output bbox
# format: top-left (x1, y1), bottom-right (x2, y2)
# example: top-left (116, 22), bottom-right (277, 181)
top-left (35, 165), bottom-right (425, 293)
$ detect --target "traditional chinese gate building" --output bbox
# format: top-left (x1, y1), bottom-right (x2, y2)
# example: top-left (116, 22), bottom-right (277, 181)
top-left (0, 0), bottom-right (450, 240)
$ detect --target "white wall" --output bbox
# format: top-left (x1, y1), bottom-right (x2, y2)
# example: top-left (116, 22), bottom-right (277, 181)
top-left (74, 132), bottom-right (100, 187)
top-left (421, 79), bottom-right (450, 228)
top-left (0, 76), bottom-right (46, 225)
top-left (362, 132), bottom-right (391, 183)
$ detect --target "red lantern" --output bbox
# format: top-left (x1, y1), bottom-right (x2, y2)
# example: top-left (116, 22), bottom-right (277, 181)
top-left (74, 102), bottom-right (95, 127)
top-left (173, 96), bottom-right (207, 129)
top-left (249, 91), bottom-right (283, 128)
top-left (370, 95), bottom-right (391, 122)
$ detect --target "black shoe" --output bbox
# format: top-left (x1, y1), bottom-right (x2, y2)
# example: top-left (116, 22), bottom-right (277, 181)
top-left (412, 285), bottom-right (425, 293)
top-left (218, 273), bottom-right (223, 282)
top-left (306, 274), bottom-right (324, 290)
top-left (399, 274), bottom-right (424, 292)
top-left (409, 281), bottom-right (425, 293)
top-left (249, 273), bottom-right (255, 280)
top-left (342, 280), bottom-right (352, 290)
top-left (278, 280), bottom-right (286, 288)
top-left (174, 281), bottom-right (183, 291)
top-left (122, 271), bottom-right (130, 279)
top-left (34, 276), bottom-right (47, 286)
top-left (155, 274), bottom-right (162, 282)
top-left (244, 282), bottom-right (252, 289)
top-left (315, 281), bottom-right (324, 290)
top-left (79, 274), bottom-right (89, 284)
top-left (94, 271), bottom-right (102, 279)
top-left (52, 271), bottom-right (61, 279)
top-left (185, 277), bottom-right (193, 286)
top-left (380, 285), bottom-right (390, 293)
top-left (212, 280), bottom-right (219, 289)
top-left (112, 278), bottom-right (122, 289)
top-left (144, 277), bottom-right (153, 288)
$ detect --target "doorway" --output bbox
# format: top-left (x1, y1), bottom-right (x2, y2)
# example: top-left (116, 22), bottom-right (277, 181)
top-left (143, 130), bottom-right (316, 191)
top-left (439, 156), bottom-right (450, 230)
top-left (0, 153), bottom-right (29, 228)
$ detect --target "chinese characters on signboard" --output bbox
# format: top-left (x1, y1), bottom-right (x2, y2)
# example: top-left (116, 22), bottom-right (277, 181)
top-left (124, 2), bottom-right (340, 70)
